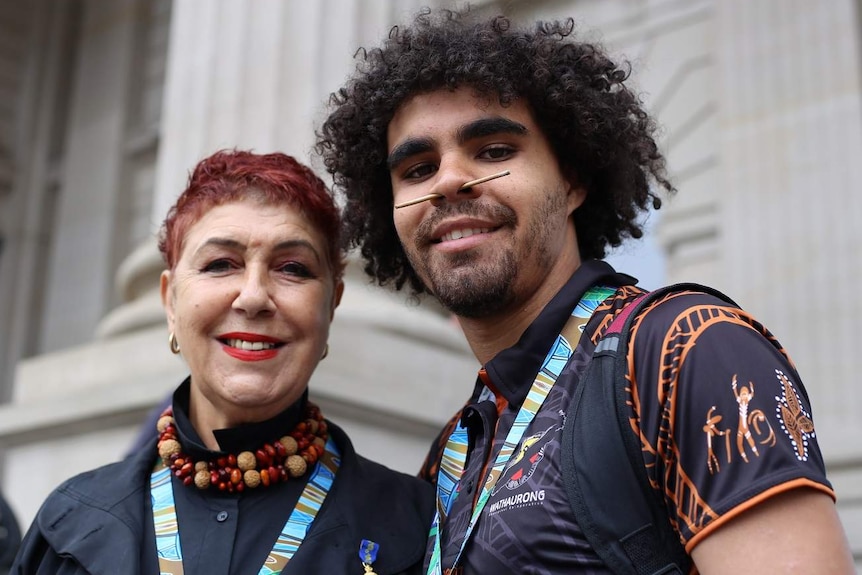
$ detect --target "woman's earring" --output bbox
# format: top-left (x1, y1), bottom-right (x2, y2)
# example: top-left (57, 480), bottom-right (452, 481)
top-left (169, 332), bottom-right (181, 355)
top-left (321, 343), bottom-right (329, 360)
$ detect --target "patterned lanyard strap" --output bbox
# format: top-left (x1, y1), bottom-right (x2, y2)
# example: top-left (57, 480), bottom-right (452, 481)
top-left (151, 435), bottom-right (341, 575)
top-left (426, 286), bottom-right (617, 575)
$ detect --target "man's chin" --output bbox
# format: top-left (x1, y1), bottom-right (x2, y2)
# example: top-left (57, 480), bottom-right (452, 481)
top-left (432, 278), bottom-right (514, 318)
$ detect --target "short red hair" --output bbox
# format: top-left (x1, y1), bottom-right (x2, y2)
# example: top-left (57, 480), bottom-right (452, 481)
top-left (158, 149), bottom-right (344, 281)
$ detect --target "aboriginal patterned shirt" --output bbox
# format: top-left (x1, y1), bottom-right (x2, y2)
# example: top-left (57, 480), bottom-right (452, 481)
top-left (419, 259), bottom-right (834, 574)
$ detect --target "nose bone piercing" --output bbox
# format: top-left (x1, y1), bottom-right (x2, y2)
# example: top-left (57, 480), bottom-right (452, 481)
top-left (393, 170), bottom-right (511, 209)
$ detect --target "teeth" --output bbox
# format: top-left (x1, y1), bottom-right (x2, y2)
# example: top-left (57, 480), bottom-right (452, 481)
top-left (226, 339), bottom-right (277, 351)
top-left (441, 228), bottom-right (490, 242)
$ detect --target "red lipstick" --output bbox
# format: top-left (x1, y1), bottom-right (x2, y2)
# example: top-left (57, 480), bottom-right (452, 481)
top-left (218, 332), bottom-right (283, 362)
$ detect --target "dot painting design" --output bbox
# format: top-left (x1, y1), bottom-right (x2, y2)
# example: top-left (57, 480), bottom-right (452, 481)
top-left (774, 369), bottom-right (815, 462)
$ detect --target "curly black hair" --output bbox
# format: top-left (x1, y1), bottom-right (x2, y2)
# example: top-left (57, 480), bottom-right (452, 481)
top-left (316, 8), bottom-right (673, 295)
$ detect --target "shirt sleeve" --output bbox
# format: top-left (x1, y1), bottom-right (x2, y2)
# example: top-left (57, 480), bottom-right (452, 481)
top-left (628, 291), bottom-right (834, 551)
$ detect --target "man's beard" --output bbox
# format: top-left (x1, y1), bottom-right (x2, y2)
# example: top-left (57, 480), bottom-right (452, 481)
top-left (406, 190), bottom-right (562, 319)
top-left (429, 248), bottom-right (518, 318)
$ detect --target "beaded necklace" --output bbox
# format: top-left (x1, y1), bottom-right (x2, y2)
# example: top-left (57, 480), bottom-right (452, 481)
top-left (155, 403), bottom-right (328, 492)
top-left (150, 402), bottom-right (340, 574)
top-left (426, 286), bottom-right (616, 575)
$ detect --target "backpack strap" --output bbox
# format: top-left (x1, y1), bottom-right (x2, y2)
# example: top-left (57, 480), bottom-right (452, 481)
top-left (561, 282), bottom-right (739, 574)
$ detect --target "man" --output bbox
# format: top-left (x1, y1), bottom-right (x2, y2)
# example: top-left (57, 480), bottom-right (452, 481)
top-left (316, 9), bottom-right (854, 574)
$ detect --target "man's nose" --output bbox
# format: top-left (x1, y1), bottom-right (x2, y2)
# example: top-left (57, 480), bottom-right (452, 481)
top-left (428, 161), bottom-right (485, 206)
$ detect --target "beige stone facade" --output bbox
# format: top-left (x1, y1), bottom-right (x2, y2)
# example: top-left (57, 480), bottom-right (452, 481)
top-left (1, 0), bottom-right (859, 566)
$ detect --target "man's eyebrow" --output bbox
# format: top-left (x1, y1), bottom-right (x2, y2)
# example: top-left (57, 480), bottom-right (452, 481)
top-left (387, 137), bottom-right (434, 170)
top-left (457, 117), bottom-right (527, 143)
top-left (386, 117), bottom-right (527, 171)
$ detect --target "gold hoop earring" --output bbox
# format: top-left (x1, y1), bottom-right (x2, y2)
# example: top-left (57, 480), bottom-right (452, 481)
top-left (169, 332), bottom-right (181, 355)
top-left (320, 343), bottom-right (329, 360)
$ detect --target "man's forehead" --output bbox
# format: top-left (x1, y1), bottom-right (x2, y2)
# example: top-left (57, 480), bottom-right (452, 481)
top-left (387, 88), bottom-right (533, 148)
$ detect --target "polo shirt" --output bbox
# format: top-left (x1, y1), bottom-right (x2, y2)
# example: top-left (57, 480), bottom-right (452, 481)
top-left (420, 260), bottom-right (833, 574)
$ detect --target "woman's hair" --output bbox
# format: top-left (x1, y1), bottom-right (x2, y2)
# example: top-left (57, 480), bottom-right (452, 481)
top-left (158, 150), bottom-right (345, 281)
top-left (316, 9), bottom-right (673, 294)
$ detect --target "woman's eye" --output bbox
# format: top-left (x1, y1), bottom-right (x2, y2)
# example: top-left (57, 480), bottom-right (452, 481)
top-left (278, 261), bottom-right (313, 278)
top-left (201, 259), bottom-right (234, 273)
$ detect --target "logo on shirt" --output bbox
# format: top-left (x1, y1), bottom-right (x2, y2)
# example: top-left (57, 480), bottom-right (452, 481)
top-left (493, 424), bottom-right (554, 496)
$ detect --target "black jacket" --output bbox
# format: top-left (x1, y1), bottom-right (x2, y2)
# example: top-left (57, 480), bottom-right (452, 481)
top-left (12, 422), bottom-right (434, 575)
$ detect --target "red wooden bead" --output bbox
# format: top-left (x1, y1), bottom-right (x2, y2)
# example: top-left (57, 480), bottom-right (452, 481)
top-left (256, 449), bottom-right (271, 466)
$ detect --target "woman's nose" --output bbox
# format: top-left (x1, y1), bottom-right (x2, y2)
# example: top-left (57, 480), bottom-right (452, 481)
top-left (232, 269), bottom-right (276, 317)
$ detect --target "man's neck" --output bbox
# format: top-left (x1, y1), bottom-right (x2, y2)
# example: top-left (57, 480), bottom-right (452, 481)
top-left (457, 260), bottom-right (581, 366)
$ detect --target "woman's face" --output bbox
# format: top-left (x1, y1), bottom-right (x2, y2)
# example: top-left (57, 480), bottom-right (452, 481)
top-left (160, 198), bottom-right (343, 429)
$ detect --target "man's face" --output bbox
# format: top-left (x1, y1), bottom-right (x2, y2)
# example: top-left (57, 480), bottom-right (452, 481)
top-left (386, 88), bottom-right (585, 318)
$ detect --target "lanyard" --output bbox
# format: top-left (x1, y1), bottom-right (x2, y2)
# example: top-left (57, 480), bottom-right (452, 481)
top-left (151, 436), bottom-right (340, 575)
top-left (426, 286), bottom-right (616, 574)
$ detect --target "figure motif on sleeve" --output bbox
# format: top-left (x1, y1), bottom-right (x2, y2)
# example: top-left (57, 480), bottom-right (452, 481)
top-left (703, 406), bottom-right (731, 474)
top-left (732, 375), bottom-right (760, 462)
top-left (703, 376), bottom-right (776, 473)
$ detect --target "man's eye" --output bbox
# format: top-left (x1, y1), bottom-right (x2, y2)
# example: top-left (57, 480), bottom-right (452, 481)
top-left (201, 259), bottom-right (234, 273)
top-left (479, 145), bottom-right (514, 160)
top-left (404, 163), bottom-right (437, 180)
top-left (278, 261), bottom-right (313, 278)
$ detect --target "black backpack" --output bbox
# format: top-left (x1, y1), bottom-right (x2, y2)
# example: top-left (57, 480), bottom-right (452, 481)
top-left (561, 283), bottom-right (740, 575)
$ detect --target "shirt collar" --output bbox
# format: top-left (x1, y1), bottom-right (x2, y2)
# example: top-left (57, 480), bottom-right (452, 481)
top-left (482, 259), bottom-right (637, 406)
top-left (172, 378), bottom-right (309, 459)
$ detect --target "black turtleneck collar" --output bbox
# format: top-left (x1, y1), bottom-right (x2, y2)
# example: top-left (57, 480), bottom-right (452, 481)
top-left (171, 378), bottom-right (309, 459)
top-left (482, 259), bottom-right (637, 407)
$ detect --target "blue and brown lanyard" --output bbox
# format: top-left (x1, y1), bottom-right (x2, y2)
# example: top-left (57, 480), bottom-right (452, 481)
top-left (151, 436), bottom-right (341, 574)
top-left (426, 286), bottom-right (616, 575)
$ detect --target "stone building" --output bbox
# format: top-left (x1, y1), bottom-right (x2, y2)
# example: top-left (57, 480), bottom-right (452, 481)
top-left (0, 0), bottom-right (859, 566)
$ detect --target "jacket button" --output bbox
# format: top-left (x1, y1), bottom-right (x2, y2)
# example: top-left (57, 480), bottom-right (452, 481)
top-left (216, 511), bottom-right (229, 522)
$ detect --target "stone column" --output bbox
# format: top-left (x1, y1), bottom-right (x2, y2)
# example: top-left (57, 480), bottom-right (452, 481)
top-left (714, 0), bottom-right (862, 449)
top-left (36, 0), bottom-right (141, 353)
top-left (713, 0), bottom-right (862, 559)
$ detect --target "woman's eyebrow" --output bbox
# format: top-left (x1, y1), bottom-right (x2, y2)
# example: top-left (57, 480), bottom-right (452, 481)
top-left (272, 239), bottom-right (321, 263)
top-left (196, 237), bottom-right (244, 253)
top-left (194, 238), bottom-right (320, 262)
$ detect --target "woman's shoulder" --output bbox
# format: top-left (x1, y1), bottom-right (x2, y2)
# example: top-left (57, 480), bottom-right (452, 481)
top-left (36, 448), bottom-right (154, 524)
top-left (327, 420), bottom-right (434, 507)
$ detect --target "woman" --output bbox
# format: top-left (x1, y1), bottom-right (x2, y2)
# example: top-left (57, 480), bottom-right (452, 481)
top-left (13, 150), bottom-right (434, 574)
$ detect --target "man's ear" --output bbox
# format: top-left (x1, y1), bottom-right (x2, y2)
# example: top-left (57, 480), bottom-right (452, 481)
top-left (160, 270), bottom-right (175, 332)
top-left (563, 168), bottom-right (588, 214)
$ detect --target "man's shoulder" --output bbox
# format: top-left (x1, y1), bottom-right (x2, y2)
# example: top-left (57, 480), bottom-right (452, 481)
top-left (625, 284), bottom-right (744, 341)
